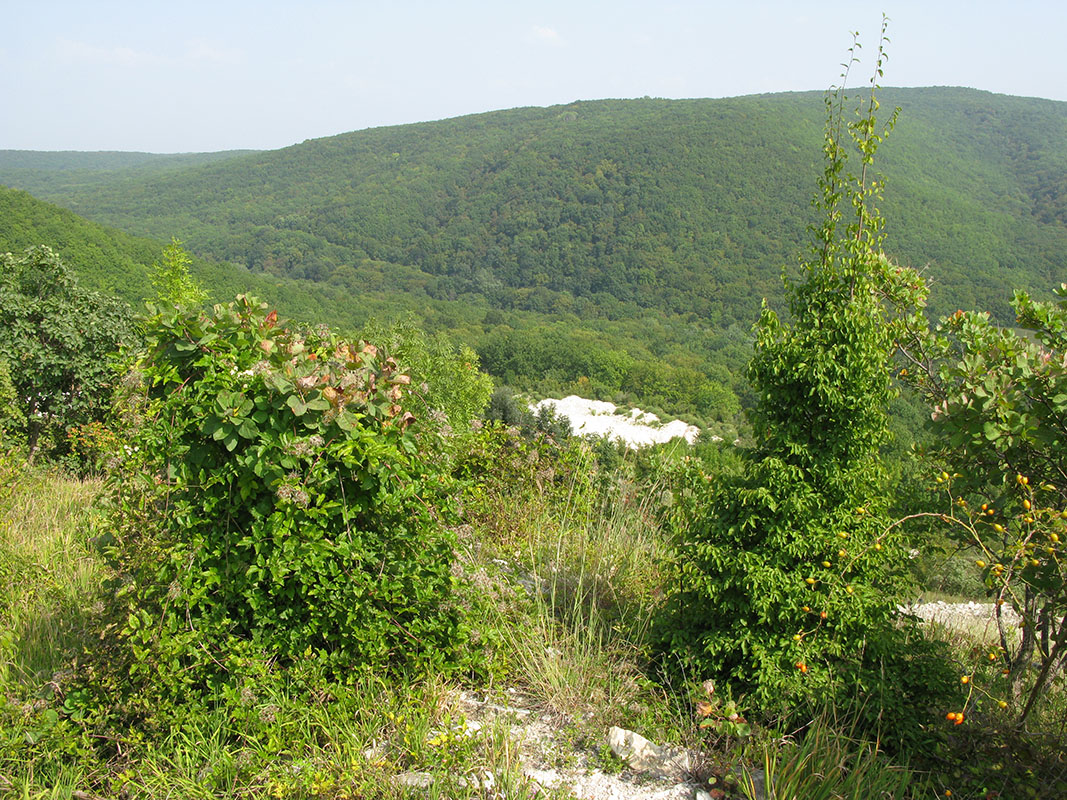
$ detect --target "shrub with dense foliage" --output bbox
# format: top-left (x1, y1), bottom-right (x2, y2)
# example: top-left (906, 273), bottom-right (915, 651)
top-left (0, 246), bottom-right (135, 460)
top-left (106, 296), bottom-right (471, 703)
top-left (656, 34), bottom-right (956, 747)
top-left (902, 284), bottom-right (1067, 726)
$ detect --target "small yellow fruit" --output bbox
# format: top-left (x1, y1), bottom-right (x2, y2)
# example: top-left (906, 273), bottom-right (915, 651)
top-left (822, 560), bottom-right (832, 568)
top-left (1023, 499), bottom-right (1031, 511)
top-left (941, 471), bottom-right (950, 481)
top-left (838, 549), bottom-right (847, 557)
top-left (793, 633), bottom-right (802, 641)
top-left (998, 700), bottom-right (1008, 709)
top-left (986, 508), bottom-right (995, 516)
top-left (845, 585), bottom-right (854, 595)
top-left (976, 560), bottom-right (986, 568)
top-left (874, 542), bottom-right (882, 551)
top-left (1030, 559), bottom-right (1040, 567)
top-left (802, 605), bottom-right (811, 612)
top-left (1051, 533), bottom-right (1060, 543)
top-left (837, 532), bottom-right (848, 539)
top-left (993, 524), bottom-right (1005, 533)
top-left (961, 675), bottom-right (970, 684)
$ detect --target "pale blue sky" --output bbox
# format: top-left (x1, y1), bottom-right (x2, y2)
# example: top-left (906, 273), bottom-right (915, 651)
top-left (2, 0), bottom-right (1063, 152)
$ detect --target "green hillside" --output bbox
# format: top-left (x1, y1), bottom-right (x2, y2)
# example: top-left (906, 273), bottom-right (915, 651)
top-left (0, 185), bottom-right (747, 431)
top-left (0, 185), bottom-right (435, 332)
top-left (1, 88), bottom-right (1064, 331)
top-left (2, 88), bottom-right (1064, 434)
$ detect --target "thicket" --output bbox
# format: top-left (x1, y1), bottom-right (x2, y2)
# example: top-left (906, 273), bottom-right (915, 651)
top-left (0, 246), bottom-right (135, 462)
top-left (98, 296), bottom-right (475, 716)
top-left (899, 283), bottom-right (1067, 730)
top-left (655, 32), bottom-right (957, 749)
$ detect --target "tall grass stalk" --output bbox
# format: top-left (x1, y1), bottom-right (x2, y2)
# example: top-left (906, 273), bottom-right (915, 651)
top-left (740, 711), bottom-right (929, 800)
top-left (486, 466), bottom-right (671, 724)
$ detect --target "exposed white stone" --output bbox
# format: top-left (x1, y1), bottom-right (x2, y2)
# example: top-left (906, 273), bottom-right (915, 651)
top-left (608, 726), bottom-right (693, 779)
top-left (531, 395), bottom-right (703, 448)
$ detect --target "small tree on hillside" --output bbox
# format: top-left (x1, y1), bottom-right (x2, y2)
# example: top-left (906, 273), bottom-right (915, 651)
top-left (656, 26), bottom-right (954, 746)
top-left (0, 246), bottom-right (135, 460)
top-left (151, 237), bottom-right (206, 309)
top-left (900, 285), bottom-right (1067, 727)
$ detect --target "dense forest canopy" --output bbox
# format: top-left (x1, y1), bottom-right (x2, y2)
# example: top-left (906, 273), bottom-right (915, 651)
top-left (1, 87), bottom-right (1064, 430)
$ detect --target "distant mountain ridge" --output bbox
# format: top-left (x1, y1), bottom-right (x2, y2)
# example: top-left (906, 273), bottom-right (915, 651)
top-left (1, 87), bottom-right (1064, 430)
top-left (1, 87), bottom-right (1063, 331)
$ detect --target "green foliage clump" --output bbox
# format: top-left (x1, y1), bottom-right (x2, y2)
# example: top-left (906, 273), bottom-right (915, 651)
top-left (107, 296), bottom-right (471, 702)
top-left (362, 317), bottom-right (493, 436)
top-left (905, 282), bottom-right (1067, 725)
top-left (150, 237), bottom-right (206, 309)
top-left (0, 357), bottom-right (24, 444)
top-left (656, 33), bottom-right (955, 747)
top-left (0, 246), bottom-right (135, 461)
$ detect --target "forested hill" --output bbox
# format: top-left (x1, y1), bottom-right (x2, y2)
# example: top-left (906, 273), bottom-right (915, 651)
top-left (1, 88), bottom-right (1064, 331)
top-left (0, 185), bottom-right (435, 331)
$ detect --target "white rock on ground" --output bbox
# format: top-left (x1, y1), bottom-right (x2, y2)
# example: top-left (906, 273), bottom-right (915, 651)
top-left (607, 726), bottom-right (693, 780)
top-left (531, 395), bottom-right (705, 448)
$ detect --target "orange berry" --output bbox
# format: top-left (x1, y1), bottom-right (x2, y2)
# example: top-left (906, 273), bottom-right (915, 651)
top-left (961, 675), bottom-right (970, 684)
top-left (954, 713), bottom-right (965, 725)
top-left (819, 610), bottom-right (827, 619)
top-left (945, 712), bottom-right (957, 721)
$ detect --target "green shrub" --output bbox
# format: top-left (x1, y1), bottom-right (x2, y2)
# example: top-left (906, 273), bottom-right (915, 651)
top-left (362, 317), bottom-right (493, 437)
top-left (0, 246), bottom-right (135, 462)
top-left (106, 296), bottom-right (471, 700)
top-left (0, 357), bottom-right (23, 444)
top-left (654, 30), bottom-right (957, 749)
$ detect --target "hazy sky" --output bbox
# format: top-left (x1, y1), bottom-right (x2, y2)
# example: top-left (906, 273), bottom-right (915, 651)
top-left (2, 0), bottom-right (1064, 153)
